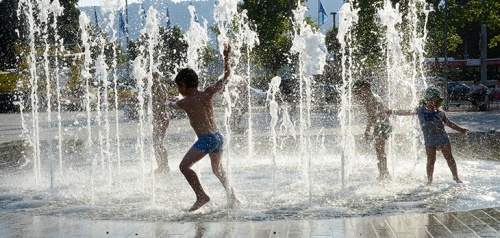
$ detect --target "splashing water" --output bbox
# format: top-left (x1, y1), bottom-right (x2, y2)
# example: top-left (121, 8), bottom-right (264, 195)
top-left (1, 0), bottom-right (498, 223)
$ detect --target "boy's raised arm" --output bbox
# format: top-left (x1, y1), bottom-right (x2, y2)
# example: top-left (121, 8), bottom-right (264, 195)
top-left (223, 44), bottom-right (231, 81)
top-left (207, 44), bottom-right (231, 94)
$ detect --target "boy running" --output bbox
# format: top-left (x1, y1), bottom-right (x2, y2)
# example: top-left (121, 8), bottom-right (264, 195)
top-left (167, 45), bottom-right (238, 211)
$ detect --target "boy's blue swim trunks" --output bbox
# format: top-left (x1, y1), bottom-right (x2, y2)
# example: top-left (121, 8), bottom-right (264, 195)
top-left (193, 131), bottom-right (224, 153)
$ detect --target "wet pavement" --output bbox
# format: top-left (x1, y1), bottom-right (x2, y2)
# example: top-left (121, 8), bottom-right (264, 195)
top-left (0, 108), bottom-right (499, 237)
top-left (0, 207), bottom-right (499, 237)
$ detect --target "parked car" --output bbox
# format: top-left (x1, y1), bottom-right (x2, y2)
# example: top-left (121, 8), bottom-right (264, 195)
top-left (447, 81), bottom-right (470, 101)
top-left (59, 91), bottom-right (85, 111)
top-left (0, 92), bottom-right (25, 112)
top-left (279, 78), bottom-right (340, 105)
top-left (249, 87), bottom-right (270, 105)
top-left (60, 87), bottom-right (98, 111)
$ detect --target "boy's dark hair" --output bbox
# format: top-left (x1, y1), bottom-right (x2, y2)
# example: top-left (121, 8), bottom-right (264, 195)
top-left (352, 79), bottom-right (371, 93)
top-left (175, 68), bottom-right (199, 88)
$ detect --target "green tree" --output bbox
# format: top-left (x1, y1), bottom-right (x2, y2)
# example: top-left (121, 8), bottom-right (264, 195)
top-left (426, 0), bottom-right (500, 59)
top-left (426, 0), bottom-right (471, 59)
top-left (159, 26), bottom-right (189, 75)
top-left (325, 28), bottom-right (339, 58)
top-left (460, 0), bottom-right (500, 48)
top-left (0, 0), bottom-right (81, 69)
top-left (0, 0), bottom-right (23, 70)
top-left (59, 0), bottom-right (81, 46)
top-left (353, 0), bottom-right (384, 71)
top-left (322, 28), bottom-right (342, 85)
top-left (129, 26), bottom-right (189, 75)
top-left (423, 0), bottom-right (500, 80)
top-left (238, 0), bottom-right (308, 77)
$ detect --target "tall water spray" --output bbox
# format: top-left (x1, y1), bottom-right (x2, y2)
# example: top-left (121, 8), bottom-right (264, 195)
top-left (377, 0), bottom-right (429, 176)
top-left (184, 4), bottom-right (210, 74)
top-left (213, 0), bottom-right (259, 204)
top-left (337, 1), bottom-right (359, 190)
top-left (232, 9), bottom-right (259, 159)
top-left (5, 0), bottom-right (482, 223)
top-left (268, 76), bottom-right (281, 193)
top-left (78, 11), bottom-right (97, 202)
top-left (138, 6), bottom-right (162, 194)
top-left (18, 0), bottom-right (42, 188)
top-left (101, 0), bottom-right (123, 176)
top-left (291, 1), bottom-right (328, 201)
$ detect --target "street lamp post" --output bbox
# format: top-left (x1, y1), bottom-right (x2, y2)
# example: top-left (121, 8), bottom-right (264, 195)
top-left (480, 0), bottom-right (488, 85)
top-left (480, 24), bottom-right (487, 84)
top-left (443, 0), bottom-right (449, 110)
top-left (330, 12), bottom-right (337, 29)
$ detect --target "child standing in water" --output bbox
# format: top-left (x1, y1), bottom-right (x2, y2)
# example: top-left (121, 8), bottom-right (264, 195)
top-left (152, 72), bottom-right (170, 176)
top-left (352, 79), bottom-right (392, 181)
top-left (166, 44), bottom-right (238, 211)
top-left (388, 86), bottom-right (468, 185)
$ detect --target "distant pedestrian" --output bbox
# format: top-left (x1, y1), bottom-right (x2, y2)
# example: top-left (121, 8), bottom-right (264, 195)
top-left (469, 79), bottom-right (488, 110)
top-left (388, 86), bottom-right (468, 185)
top-left (490, 75), bottom-right (500, 101)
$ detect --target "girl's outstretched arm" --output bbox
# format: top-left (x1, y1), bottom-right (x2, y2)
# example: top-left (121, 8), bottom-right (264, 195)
top-left (386, 109), bottom-right (415, 116)
top-left (166, 98), bottom-right (181, 110)
top-left (443, 114), bottom-right (469, 134)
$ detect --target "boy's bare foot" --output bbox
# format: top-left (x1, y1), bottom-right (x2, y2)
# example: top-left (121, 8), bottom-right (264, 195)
top-left (189, 195), bottom-right (210, 212)
top-left (453, 177), bottom-right (463, 183)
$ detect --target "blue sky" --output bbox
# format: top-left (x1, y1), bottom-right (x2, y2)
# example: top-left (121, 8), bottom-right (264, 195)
top-left (77, 0), bottom-right (342, 32)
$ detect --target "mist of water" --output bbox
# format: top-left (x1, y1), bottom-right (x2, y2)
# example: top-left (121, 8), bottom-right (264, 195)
top-left (4, 0), bottom-right (498, 223)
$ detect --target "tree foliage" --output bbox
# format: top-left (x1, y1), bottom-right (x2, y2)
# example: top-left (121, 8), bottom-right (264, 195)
top-left (459, 0), bottom-right (500, 49)
top-left (128, 25), bottom-right (189, 80)
top-left (0, 0), bottom-right (81, 70)
top-left (159, 26), bottom-right (190, 75)
top-left (59, 0), bottom-right (81, 46)
top-left (238, 0), bottom-right (306, 77)
top-left (426, 0), bottom-right (500, 59)
top-left (352, 0), bottom-right (384, 70)
top-left (0, 0), bottom-right (23, 70)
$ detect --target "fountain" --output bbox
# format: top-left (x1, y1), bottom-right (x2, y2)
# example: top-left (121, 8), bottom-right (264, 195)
top-left (0, 0), bottom-right (499, 223)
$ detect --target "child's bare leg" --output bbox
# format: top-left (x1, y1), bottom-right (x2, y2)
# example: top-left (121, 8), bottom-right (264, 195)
top-left (426, 147), bottom-right (437, 185)
top-left (153, 124), bottom-right (169, 173)
top-left (375, 137), bottom-right (390, 180)
top-left (441, 144), bottom-right (462, 183)
top-left (179, 147), bottom-right (210, 211)
top-left (209, 153), bottom-right (239, 204)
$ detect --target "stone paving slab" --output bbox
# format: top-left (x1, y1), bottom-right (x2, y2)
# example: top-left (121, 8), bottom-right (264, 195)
top-left (1, 207), bottom-right (499, 237)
